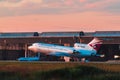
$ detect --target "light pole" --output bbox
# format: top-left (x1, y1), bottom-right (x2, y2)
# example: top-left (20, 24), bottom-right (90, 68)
top-left (3, 40), bottom-right (7, 60)
top-left (79, 31), bottom-right (84, 43)
top-left (25, 43), bottom-right (28, 58)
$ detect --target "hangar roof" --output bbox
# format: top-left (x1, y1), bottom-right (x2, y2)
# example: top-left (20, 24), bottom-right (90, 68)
top-left (40, 31), bottom-right (120, 37)
top-left (0, 31), bottom-right (120, 38)
top-left (0, 32), bottom-right (34, 38)
top-left (40, 32), bottom-right (89, 37)
top-left (93, 31), bottom-right (120, 37)
top-left (40, 31), bottom-right (93, 37)
top-left (40, 32), bottom-right (78, 37)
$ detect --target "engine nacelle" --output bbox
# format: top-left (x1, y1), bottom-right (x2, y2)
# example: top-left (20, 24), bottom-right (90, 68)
top-left (74, 43), bottom-right (79, 47)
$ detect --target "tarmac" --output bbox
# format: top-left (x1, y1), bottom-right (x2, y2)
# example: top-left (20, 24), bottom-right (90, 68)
top-left (0, 60), bottom-right (120, 64)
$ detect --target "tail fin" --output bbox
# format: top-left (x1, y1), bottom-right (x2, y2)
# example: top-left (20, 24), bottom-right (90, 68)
top-left (88, 38), bottom-right (102, 51)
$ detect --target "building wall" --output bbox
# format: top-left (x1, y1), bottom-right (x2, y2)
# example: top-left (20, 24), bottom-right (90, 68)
top-left (0, 36), bottom-right (120, 60)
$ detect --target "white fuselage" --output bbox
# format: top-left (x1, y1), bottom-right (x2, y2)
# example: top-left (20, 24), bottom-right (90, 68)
top-left (28, 43), bottom-right (97, 57)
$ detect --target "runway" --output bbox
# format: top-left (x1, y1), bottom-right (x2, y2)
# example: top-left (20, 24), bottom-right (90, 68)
top-left (0, 60), bottom-right (120, 64)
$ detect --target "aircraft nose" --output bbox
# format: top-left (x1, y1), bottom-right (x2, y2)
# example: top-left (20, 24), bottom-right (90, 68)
top-left (28, 46), bottom-right (38, 53)
top-left (28, 46), bottom-right (33, 50)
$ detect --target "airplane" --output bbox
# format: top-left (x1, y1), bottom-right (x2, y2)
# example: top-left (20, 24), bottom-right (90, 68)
top-left (28, 37), bottom-right (103, 62)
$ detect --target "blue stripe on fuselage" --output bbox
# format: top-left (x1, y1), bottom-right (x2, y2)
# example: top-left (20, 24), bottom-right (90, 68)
top-left (38, 43), bottom-right (74, 51)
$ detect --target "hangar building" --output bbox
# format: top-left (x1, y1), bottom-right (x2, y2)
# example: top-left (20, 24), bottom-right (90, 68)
top-left (0, 31), bottom-right (120, 61)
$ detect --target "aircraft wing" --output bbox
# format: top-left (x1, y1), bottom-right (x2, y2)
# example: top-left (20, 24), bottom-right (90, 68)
top-left (49, 52), bottom-right (71, 57)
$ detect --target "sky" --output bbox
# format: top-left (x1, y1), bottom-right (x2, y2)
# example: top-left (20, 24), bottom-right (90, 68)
top-left (0, 0), bottom-right (120, 32)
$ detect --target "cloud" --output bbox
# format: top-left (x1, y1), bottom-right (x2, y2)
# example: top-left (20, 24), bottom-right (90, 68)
top-left (90, 0), bottom-right (120, 14)
top-left (79, 0), bottom-right (86, 3)
top-left (0, 0), bottom-right (43, 16)
top-left (0, 0), bottom-right (120, 17)
top-left (0, 0), bottom-right (42, 7)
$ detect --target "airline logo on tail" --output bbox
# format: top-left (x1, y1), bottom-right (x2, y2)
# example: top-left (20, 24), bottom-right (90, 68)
top-left (88, 38), bottom-right (102, 51)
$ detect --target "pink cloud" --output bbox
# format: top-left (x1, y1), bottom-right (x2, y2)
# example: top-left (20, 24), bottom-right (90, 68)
top-left (64, 0), bottom-right (73, 5)
top-left (0, 0), bottom-right (43, 7)
top-left (79, 0), bottom-right (86, 3)
top-left (43, 1), bottom-right (63, 8)
top-left (0, 0), bottom-right (120, 17)
top-left (0, 12), bottom-right (120, 32)
top-left (84, 0), bottom-right (120, 9)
